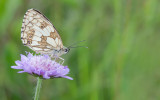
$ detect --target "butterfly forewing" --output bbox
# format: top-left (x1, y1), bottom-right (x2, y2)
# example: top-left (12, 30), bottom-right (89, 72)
top-left (21, 9), bottom-right (63, 54)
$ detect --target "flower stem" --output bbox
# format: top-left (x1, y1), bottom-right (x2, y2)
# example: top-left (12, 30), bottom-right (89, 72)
top-left (34, 77), bottom-right (42, 100)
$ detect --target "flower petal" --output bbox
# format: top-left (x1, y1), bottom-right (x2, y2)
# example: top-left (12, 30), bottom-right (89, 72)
top-left (18, 71), bottom-right (25, 73)
top-left (61, 76), bottom-right (73, 80)
top-left (11, 66), bottom-right (22, 69)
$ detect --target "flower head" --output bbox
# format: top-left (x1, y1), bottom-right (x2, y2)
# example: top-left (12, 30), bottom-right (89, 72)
top-left (11, 53), bottom-right (73, 80)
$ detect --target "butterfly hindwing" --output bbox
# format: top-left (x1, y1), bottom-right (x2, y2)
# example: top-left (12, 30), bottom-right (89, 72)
top-left (21, 9), bottom-right (63, 54)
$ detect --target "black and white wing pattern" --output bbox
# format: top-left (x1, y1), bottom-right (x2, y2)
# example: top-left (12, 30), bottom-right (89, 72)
top-left (21, 9), bottom-right (63, 54)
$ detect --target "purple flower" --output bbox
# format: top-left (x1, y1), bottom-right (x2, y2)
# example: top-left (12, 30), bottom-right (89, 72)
top-left (11, 53), bottom-right (73, 80)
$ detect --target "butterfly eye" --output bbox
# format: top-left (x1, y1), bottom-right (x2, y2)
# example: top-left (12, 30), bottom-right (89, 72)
top-left (64, 48), bottom-right (70, 53)
top-left (64, 49), bottom-right (68, 52)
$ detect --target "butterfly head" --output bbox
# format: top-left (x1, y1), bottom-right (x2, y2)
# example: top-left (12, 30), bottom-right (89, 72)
top-left (62, 46), bottom-right (70, 54)
top-left (56, 40), bottom-right (87, 56)
top-left (53, 46), bottom-right (70, 57)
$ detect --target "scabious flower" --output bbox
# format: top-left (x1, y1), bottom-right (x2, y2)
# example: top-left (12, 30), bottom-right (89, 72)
top-left (11, 52), bottom-right (73, 80)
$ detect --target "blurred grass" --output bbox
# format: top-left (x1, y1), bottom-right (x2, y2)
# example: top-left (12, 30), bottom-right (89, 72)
top-left (1, 0), bottom-right (160, 100)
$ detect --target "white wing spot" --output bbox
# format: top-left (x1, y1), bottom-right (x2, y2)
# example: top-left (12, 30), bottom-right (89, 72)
top-left (22, 23), bottom-right (25, 28)
top-left (31, 41), bottom-right (40, 46)
top-left (46, 26), bottom-right (51, 33)
top-left (32, 19), bottom-right (37, 23)
top-left (28, 23), bottom-right (32, 27)
top-left (28, 13), bottom-right (33, 16)
top-left (21, 39), bottom-right (24, 43)
top-left (55, 38), bottom-right (59, 45)
top-left (22, 33), bottom-right (27, 38)
top-left (25, 16), bottom-right (29, 19)
top-left (44, 49), bottom-right (50, 51)
top-left (38, 19), bottom-right (43, 22)
top-left (49, 26), bottom-right (54, 32)
top-left (36, 22), bottom-right (41, 26)
top-left (43, 28), bottom-right (50, 36)
top-left (32, 36), bottom-right (41, 41)
top-left (46, 37), bottom-right (56, 47)
top-left (46, 46), bottom-right (52, 48)
top-left (34, 30), bottom-right (42, 37)
top-left (25, 27), bottom-right (29, 31)
top-left (29, 17), bottom-right (33, 21)
top-left (32, 47), bottom-right (43, 50)
top-left (32, 11), bottom-right (36, 14)
top-left (24, 19), bottom-right (29, 25)
top-left (59, 40), bottom-right (62, 46)
top-left (22, 39), bottom-right (27, 44)
top-left (35, 15), bottom-right (41, 18)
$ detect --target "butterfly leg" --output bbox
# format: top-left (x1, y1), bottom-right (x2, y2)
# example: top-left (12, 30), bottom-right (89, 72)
top-left (58, 57), bottom-right (64, 65)
top-left (50, 54), bottom-right (58, 64)
top-left (53, 54), bottom-right (58, 61)
top-left (51, 54), bottom-right (64, 65)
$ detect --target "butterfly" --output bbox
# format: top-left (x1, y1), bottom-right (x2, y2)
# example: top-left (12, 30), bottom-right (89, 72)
top-left (21, 8), bottom-right (70, 61)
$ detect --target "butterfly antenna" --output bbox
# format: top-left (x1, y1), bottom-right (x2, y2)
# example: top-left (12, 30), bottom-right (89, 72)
top-left (69, 46), bottom-right (88, 49)
top-left (67, 40), bottom-right (86, 48)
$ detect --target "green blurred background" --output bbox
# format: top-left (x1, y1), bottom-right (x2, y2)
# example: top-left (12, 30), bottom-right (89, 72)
top-left (0, 0), bottom-right (160, 100)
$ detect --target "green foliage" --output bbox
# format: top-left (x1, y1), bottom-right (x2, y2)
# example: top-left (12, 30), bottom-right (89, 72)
top-left (0, 0), bottom-right (160, 100)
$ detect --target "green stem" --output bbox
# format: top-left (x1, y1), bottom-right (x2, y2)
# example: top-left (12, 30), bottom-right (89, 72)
top-left (34, 77), bottom-right (42, 100)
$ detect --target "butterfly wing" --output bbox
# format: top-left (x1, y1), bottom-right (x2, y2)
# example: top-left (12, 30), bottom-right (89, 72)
top-left (21, 9), bottom-right (63, 54)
